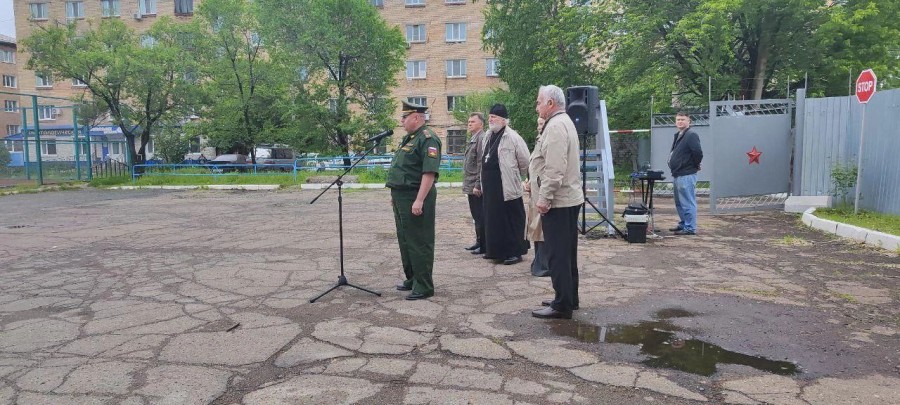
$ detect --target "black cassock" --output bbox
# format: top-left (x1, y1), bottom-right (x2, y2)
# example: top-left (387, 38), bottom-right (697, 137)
top-left (481, 129), bottom-right (528, 260)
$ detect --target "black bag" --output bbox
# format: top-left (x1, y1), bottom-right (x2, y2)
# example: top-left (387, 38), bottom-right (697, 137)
top-left (623, 203), bottom-right (648, 216)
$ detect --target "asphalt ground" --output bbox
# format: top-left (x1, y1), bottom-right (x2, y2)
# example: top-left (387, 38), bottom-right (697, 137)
top-left (0, 187), bottom-right (897, 404)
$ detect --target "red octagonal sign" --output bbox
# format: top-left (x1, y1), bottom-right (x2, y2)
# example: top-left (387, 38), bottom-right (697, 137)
top-left (855, 69), bottom-right (877, 104)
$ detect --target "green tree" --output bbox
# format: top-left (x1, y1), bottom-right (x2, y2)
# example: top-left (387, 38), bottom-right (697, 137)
top-left (256, 0), bottom-right (407, 161)
top-left (482, 0), bottom-right (606, 143)
top-left (449, 89), bottom-right (512, 126)
top-left (481, 0), bottom-right (838, 129)
top-left (23, 18), bottom-right (199, 166)
top-left (601, 0), bottom-right (826, 127)
top-left (0, 143), bottom-right (10, 168)
top-left (812, 0), bottom-right (900, 96)
top-left (152, 122), bottom-right (192, 164)
top-left (191, 0), bottom-right (290, 163)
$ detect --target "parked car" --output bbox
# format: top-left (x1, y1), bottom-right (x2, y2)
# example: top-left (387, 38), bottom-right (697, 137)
top-left (254, 145), bottom-right (295, 171)
top-left (183, 152), bottom-right (209, 164)
top-left (209, 154), bottom-right (248, 173)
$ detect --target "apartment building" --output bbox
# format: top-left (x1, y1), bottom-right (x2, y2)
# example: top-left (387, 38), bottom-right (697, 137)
top-left (1, 34), bottom-right (21, 150)
top-left (375, 0), bottom-right (503, 154)
top-left (12, 0), bottom-right (500, 156)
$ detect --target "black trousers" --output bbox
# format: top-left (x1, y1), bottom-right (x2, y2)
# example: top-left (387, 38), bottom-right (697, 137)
top-left (543, 205), bottom-right (580, 312)
top-left (467, 194), bottom-right (484, 246)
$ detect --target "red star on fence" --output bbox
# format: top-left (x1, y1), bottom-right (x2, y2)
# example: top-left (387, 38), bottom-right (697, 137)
top-left (746, 146), bottom-right (762, 164)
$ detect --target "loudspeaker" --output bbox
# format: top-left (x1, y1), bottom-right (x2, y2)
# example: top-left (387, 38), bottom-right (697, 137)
top-left (566, 86), bottom-right (600, 135)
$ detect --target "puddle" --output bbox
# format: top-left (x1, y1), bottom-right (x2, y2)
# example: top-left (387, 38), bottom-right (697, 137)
top-left (550, 307), bottom-right (798, 376)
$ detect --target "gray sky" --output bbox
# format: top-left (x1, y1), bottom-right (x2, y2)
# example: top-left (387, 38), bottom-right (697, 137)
top-left (1, 0), bottom-right (14, 38)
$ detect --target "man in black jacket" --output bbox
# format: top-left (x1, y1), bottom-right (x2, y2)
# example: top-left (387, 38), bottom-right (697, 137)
top-left (667, 112), bottom-right (703, 235)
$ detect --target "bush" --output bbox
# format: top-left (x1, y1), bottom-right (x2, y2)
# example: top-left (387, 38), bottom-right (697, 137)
top-left (830, 163), bottom-right (858, 206)
top-left (0, 144), bottom-right (10, 167)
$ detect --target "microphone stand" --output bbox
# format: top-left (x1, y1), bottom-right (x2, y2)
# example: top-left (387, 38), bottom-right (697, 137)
top-left (308, 137), bottom-right (385, 303)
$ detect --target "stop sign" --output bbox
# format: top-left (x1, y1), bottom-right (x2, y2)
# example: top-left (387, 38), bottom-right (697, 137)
top-left (855, 69), bottom-right (877, 104)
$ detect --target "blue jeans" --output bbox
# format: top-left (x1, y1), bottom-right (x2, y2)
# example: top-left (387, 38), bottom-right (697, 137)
top-left (673, 174), bottom-right (698, 232)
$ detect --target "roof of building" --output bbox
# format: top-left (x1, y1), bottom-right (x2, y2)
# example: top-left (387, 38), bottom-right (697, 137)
top-left (0, 34), bottom-right (16, 47)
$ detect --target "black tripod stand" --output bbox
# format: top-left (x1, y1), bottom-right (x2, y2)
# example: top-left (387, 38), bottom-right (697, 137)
top-left (308, 141), bottom-right (384, 303)
top-left (579, 131), bottom-right (625, 238)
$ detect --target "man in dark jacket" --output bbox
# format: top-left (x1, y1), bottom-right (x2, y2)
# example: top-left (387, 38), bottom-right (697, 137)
top-left (667, 112), bottom-right (703, 235)
top-left (462, 112), bottom-right (486, 254)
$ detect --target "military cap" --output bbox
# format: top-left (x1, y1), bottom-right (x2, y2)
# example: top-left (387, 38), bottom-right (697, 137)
top-left (401, 100), bottom-right (428, 116)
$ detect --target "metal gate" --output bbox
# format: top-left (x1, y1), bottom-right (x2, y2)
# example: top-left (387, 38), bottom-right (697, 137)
top-left (650, 99), bottom-right (793, 213)
top-left (708, 100), bottom-right (792, 212)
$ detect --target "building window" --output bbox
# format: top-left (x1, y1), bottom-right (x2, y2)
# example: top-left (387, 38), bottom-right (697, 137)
top-left (36, 74), bottom-right (53, 88)
top-left (101, 0), bottom-right (120, 17)
top-left (141, 35), bottom-right (157, 48)
top-left (446, 59), bottom-right (467, 78)
top-left (38, 105), bottom-right (55, 120)
top-left (175, 0), bottom-right (194, 15)
top-left (6, 125), bottom-right (21, 139)
top-left (4, 100), bottom-right (17, 112)
top-left (0, 50), bottom-right (15, 64)
top-left (2, 75), bottom-right (16, 88)
top-left (407, 96), bottom-right (427, 107)
top-left (446, 0), bottom-right (465, 4)
top-left (146, 139), bottom-right (154, 154)
top-left (446, 130), bottom-right (466, 154)
top-left (406, 24), bottom-right (426, 43)
top-left (405, 0), bottom-right (425, 6)
top-left (486, 58), bottom-right (499, 77)
top-left (66, 1), bottom-right (85, 19)
top-left (72, 77), bottom-right (87, 87)
top-left (447, 96), bottom-right (464, 112)
top-left (445, 23), bottom-right (467, 42)
top-left (406, 61), bottom-right (426, 79)
top-left (41, 140), bottom-right (57, 155)
top-left (112, 142), bottom-right (121, 154)
top-left (80, 141), bottom-right (89, 155)
top-left (138, 0), bottom-right (157, 15)
top-left (370, 0), bottom-right (383, 6)
top-left (30, 3), bottom-right (49, 20)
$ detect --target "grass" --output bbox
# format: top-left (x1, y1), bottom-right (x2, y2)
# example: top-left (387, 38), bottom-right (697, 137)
top-left (0, 182), bottom-right (85, 196)
top-left (833, 292), bottom-right (858, 303)
top-left (775, 235), bottom-right (812, 246)
top-left (87, 167), bottom-right (465, 188)
top-left (815, 206), bottom-right (900, 236)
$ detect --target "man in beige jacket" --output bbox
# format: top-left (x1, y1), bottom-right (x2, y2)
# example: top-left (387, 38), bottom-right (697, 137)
top-left (530, 85), bottom-right (584, 320)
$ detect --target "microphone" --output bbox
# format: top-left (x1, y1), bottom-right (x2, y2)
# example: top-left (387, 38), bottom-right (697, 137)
top-left (366, 129), bottom-right (393, 143)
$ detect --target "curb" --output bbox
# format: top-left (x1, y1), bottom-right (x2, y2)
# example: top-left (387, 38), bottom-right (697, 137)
top-left (109, 182), bottom-right (464, 191)
top-left (801, 208), bottom-right (900, 251)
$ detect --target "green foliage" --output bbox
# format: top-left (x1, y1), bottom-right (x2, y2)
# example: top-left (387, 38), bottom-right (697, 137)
top-left (481, 0), bottom-right (896, 130)
top-left (602, 0), bottom-right (825, 127)
top-left (153, 123), bottom-right (192, 164)
top-left (0, 143), bottom-right (10, 167)
top-left (482, 0), bottom-right (605, 141)
top-left (257, 0), bottom-right (407, 154)
top-left (830, 163), bottom-right (858, 205)
top-left (23, 18), bottom-right (200, 165)
top-left (450, 89), bottom-right (513, 126)
top-left (190, 0), bottom-right (291, 161)
top-left (812, 0), bottom-right (900, 96)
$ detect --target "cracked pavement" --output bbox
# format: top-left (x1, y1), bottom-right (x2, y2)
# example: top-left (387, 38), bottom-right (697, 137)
top-left (0, 188), bottom-right (897, 404)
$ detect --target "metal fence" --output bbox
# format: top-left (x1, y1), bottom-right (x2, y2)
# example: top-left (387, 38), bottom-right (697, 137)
top-left (131, 155), bottom-right (465, 182)
top-left (795, 88), bottom-right (900, 214)
top-left (1, 138), bottom-right (130, 183)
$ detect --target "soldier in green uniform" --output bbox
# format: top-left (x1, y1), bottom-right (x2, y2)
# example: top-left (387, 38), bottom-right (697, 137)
top-left (387, 100), bottom-right (442, 300)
